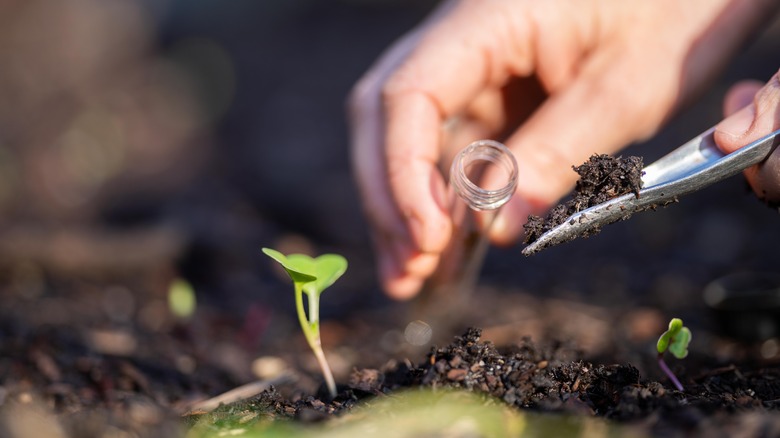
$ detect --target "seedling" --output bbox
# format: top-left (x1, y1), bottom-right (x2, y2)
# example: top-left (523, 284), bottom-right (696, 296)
top-left (656, 318), bottom-right (691, 391)
top-left (262, 247), bottom-right (347, 399)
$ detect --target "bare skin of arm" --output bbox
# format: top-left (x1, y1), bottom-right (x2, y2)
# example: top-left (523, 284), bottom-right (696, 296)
top-left (349, 0), bottom-right (780, 299)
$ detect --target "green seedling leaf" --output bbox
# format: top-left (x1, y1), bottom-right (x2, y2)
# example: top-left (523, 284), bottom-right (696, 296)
top-left (168, 278), bottom-right (197, 319)
top-left (657, 318), bottom-right (681, 353)
top-left (263, 248), bottom-right (347, 296)
top-left (300, 254), bottom-right (347, 296)
top-left (668, 326), bottom-right (691, 359)
top-left (262, 248), bottom-right (317, 284)
top-left (657, 318), bottom-right (691, 359)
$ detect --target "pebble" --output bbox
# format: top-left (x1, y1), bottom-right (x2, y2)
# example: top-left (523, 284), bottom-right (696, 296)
top-left (86, 329), bottom-right (137, 356)
top-left (446, 369), bottom-right (467, 382)
top-left (252, 356), bottom-right (288, 380)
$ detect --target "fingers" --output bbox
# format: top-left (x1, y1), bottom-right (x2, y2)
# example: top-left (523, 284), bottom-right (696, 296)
top-left (714, 70), bottom-right (780, 202)
top-left (351, 1), bottom-right (540, 298)
top-left (380, 2), bottom-right (533, 252)
top-left (375, 235), bottom-right (440, 300)
top-left (350, 0), bottom-right (487, 299)
top-left (722, 80), bottom-right (764, 115)
top-left (349, 25), bottom-right (439, 299)
top-left (486, 53), bottom-right (677, 244)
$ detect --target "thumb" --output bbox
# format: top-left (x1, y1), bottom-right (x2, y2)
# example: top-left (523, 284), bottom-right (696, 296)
top-left (714, 70), bottom-right (780, 202)
top-left (722, 80), bottom-right (764, 117)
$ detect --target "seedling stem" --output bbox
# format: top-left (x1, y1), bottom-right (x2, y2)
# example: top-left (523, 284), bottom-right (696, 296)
top-left (656, 318), bottom-right (691, 392)
top-left (263, 248), bottom-right (347, 399)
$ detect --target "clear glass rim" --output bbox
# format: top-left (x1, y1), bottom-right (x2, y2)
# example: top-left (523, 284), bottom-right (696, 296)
top-left (449, 140), bottom-right (518, 211)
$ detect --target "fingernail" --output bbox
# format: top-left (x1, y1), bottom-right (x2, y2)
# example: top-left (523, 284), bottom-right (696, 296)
top-left (404, 251), bottom-right (440, 277)
top-left (488, 197), bottom-right (531, 246)
top-left (489, 210), bottom-right (517, 245)
top-left (386, 275), bottom-right (424, 301)
top-left (717, 105), bottom-right (755, 140)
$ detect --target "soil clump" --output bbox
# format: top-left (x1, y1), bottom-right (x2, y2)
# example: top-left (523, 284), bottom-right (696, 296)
top-left (523, 154), bottom-right (644, 245)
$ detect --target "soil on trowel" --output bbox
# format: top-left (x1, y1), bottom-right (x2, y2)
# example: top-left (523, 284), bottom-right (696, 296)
top-left (247, 328), bottom-right (780, 435)
top-left (523, 154), bottom-right (644, 245)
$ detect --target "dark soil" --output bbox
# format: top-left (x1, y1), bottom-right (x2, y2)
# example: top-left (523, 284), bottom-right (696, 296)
top-left (524, 154), bottom-right (644, 245)
top-left (246, 328), bottom-right (780, 436)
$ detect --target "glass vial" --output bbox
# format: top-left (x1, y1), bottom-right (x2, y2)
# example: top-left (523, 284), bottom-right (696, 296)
top-left (450, 139), bottom-right (518, 212)
top-left (412, 139), bottom-right (517, 329)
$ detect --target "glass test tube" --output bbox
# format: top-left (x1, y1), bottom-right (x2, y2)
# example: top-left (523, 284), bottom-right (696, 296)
top-left (411, 139), bottom-right (518, 335)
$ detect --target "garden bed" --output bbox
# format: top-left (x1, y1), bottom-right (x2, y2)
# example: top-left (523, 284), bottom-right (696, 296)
top-left (2, 247), bottom-right (780, 437)
top-left (1, 2), bottom-right (779, 437)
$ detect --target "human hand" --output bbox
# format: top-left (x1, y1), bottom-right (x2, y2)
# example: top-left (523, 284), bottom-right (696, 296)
top-left (349, 0), bottom-right (779, 299)
top-left (714, 70), bottom-right (780, 203)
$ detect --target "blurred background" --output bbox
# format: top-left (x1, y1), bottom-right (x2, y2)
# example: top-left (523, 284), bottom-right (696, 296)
top-left (0, 0), bottom-right (778, 433)
top-left (0, 0), bottom-right (441, 316)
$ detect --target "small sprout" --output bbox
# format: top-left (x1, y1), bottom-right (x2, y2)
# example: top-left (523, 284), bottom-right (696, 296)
top-left (262, 247), bottom-right (347, 399)
top-left (656, 318), bottom-right (691, 391)
top-left (168, 278), bottom-right (197, 319)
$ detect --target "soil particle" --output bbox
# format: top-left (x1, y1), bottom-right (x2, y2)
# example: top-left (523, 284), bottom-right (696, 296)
top-left (524, 154), bottom-right (644, 244)
top-left (348, 368), bottom-right (384, 393)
